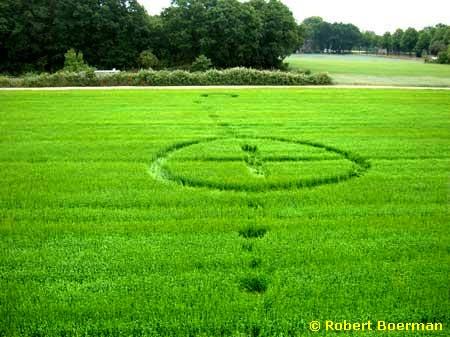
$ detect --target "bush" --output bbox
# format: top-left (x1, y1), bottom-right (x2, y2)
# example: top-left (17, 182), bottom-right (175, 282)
top-left (138, 50), bottom-right (159, 69)
top-left (435, 46), bottom-right (450, 64)
top-left (0, 68), bottom-right (332, 87)
top-left (63, 49), bottom-right (91, 72)
top-left (429, 41), bottom-right (447, 56)
top-left (290, 68), bottom-right (312, 75)
top-left (426, 46), bottom-right (450, 64)
top-left (191, 55), bottom-right (213, 72)
top-left (0, 76), bottom-right (21, 87)
top-left (437, 51), bottom-right (449, 64)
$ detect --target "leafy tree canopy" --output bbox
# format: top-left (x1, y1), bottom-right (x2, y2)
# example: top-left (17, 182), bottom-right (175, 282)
top-left (63, 49), bottom-right (91, 72)
top-left (159, 0), bottom-right (302, 68)
top-left (0, 0), bottom-right (153, 74)
top-left (1, 0), bottom-right (449, 73)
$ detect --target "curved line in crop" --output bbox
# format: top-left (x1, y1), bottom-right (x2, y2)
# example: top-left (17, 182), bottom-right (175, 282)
top-left (149, 136), bottom-right (370, 192)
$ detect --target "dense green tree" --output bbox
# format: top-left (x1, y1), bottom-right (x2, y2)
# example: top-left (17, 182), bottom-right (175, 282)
top-left (1, 0), bottom-right (449, 73)
top-left (83, 0), bottom-right (153, 69)
top-left (201, 0), bottom-right (262, 68)
top-left (328, 23), bottom-right (361, 53)
top-left (429, 24), bottom-right (450, 55)
top-left (145, 15), bottom-right (167, 62)
top-left (191, 54), bottom-right (213, 71)
top-left (430, 40), bottom-right (447, 55)
top-left (300, 18), bottom-right (362, 54)
top-left (159, 0), bottom-right (209, 66)
top-left (392, 29), bottom-right (404, 53)
top-left (316, 21), bottom-right (333, 51)
top-left (299, 20), bottom-right (449, 59)
top-left (159, 0), bottom-right (301, 68)
top-left (381, 32), bottom-right (393, 54)
top-left (300, 16), bottom-right (325, 52)
top-left (401, 27), bottom-right (419, 55)
top-left (437, 47), bottom-right (449, 64)
top-left (0, 0), bottom-right (153, 73)
top-left (361, 31), bottom-right (379, 52)
top-left (248, 0), bottom-right (303, 68)
top-left (138, 50), bottom-right (159, 69)
top-left (63, 48), bottom-right (91, 72)
top-left (415, 29), bottom-right (432, 56)
top-left (0, 0), bottom-right (52, 73)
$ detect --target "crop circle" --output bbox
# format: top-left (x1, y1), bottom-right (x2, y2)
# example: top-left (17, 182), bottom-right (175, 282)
top-left (150, 136), bottom-right (370, 192)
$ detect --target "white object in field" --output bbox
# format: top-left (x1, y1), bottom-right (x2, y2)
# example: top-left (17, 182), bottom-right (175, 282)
top-left (94, 68), bottom-right (121, 76)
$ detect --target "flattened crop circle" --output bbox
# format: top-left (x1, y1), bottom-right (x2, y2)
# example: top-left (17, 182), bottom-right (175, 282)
top-left (150, 137), bottom-right (370, 192)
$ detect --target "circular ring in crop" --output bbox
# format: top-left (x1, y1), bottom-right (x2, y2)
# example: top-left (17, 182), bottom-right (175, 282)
top-left (150, 137), bottom-right (370, 192)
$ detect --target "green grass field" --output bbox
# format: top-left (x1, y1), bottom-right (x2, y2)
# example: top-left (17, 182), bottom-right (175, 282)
top-left (1, 89), bottom-right (449, 336)
top-left (288, 54), bottom-right (450, 87)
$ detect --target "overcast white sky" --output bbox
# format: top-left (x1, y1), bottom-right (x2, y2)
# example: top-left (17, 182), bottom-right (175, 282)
top-left (138, 0), bottom-right (450, 34)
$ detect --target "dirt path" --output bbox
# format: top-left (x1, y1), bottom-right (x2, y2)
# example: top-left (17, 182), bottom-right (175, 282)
top-left (1, 85), bottom-right (449, 90)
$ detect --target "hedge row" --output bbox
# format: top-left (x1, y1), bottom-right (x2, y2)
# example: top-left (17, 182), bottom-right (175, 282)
top-left (0, 68), bottom-right (332, 87)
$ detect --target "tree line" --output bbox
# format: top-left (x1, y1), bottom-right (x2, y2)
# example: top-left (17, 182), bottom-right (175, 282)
top-left (301, 17), bottom-right (450, 63)
top-left (0, 0), bottom-right (153, 74)
top-left (1, 0), bottom-right (449, 74)
top-left (0, 0), bottom-right (302, 74)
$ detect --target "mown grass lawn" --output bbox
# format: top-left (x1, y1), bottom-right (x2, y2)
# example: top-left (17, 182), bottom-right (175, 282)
top-left (0, 89), bottom-right (449, 336)
top-left (288, 54), bottom-right (450, 87)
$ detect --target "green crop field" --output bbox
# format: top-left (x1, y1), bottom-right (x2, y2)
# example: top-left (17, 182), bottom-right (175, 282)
top-left (288, 54), bottom-right (450, 87)
top-left (1, 88), bottom-right (449, 336)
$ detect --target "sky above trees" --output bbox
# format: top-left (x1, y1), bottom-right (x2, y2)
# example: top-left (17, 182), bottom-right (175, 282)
top-left (140, 0), bottom-right (450, 34)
